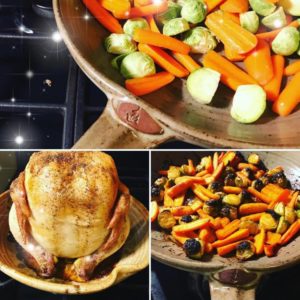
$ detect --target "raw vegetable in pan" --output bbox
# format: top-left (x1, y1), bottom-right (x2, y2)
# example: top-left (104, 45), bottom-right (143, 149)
top-left (83, 0), bottom-right (300, 122)
top-left (151, 152), bottom-right (300, 261)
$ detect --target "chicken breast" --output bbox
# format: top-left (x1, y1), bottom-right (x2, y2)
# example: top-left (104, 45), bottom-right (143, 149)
top-left (24, 151), bottom-right (119, 258)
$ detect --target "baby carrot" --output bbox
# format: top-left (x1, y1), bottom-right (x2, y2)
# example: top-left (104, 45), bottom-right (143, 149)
top-left (220, 0), bottom-right (249, 13)
top-left (133, 29), bottom-right (190, 54)
top-left (146, 15), bottom-right (160, 33)
top-left (284, 60), bottom-right (300, 77)
top-left (212, 229), bottom-right (250, 248)
top-left (129, 0), bottom-right (168, 18)
top-left (239, 203), bottom-right (268, 215)
top-left (172, 52), bottom-right (201, 73)
top-left (205, 0), bottom-right (226, 12)
top-left (280, 220), bottom-right (300, 245)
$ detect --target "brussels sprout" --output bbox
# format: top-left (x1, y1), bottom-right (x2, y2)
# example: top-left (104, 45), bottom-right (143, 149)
top-left (224, 173), bottom-right (236, 186)
top-left (120, 52), bottom-right (156, 79)
top-left (235, 176), bottom-right (250, 188)
top-left (163, 18), bottom-right (190, 36)
top-left (222, 194), bottom-right (241, 206)
top-left (296, 210), bottom-right (300, 219)
top-left (276, 216), bottom-right (289, 234)
top-left (157, 210), bottom-right (177, 229)
top-left (156, 0), bottom-right (182, 25)
top-left (220, 205), bottom-right (238, 220)
top-left (274, 202), bottom-right (285, 216)
top-left (123, 18), bottom-right (149, 36)
top-left (183, 27), bottom-right (217, 54)
top-left (270, 171), bottom-right (289, 188)
top-left (240, 11), bottom-right (260, 33)
top-left (236, 241), bottom-right (256, 260)
top-left (279, 0), bottom-right (300, 16)
top-left (154, 177), bottom-right (168, 188)
top-left (259, 212), bottom-right (278, 230)
top-left (239, 220), bottom-right (258, 235)
top-left (241, 168), bottom-right (254, 179)
top-left (179, 215), bottom-right (199, 224)
top-left (240, 190), bottom-right (253, 204)
top-left (187, 67), bottom-right (220, 104)
top-left (262, 7), bottom-right (287, 30)
top-left (272, 27), bottom-right (300, 56)
top-left (167, 166), bottom-right (181, 179)
top-left (251, 179), bottom-right (264, 191)
top-left (105, 33), bottom-right (137, 55)
top-left (183, 238), bottom-right (204, 259)
top-left (111, 54), bottom-right (128, 70)
top-left (248, 153), bottom-right (261, 165)
top-left (208, 182), bottom-right (223, 193)
top-left (249, 0), bottom-right (276, 16)
top-left (284, 207), bottom-right (296, 224)
top-left (181, 0), bottom-right (206, 24)
top-left (203, 199), bottom-right (221, 217)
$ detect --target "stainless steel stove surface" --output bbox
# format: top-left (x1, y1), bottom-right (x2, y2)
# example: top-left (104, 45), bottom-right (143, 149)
top-left (0, 150), bottom-right (149, 299)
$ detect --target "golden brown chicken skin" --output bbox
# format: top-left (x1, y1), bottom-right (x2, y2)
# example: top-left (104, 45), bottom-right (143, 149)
top-left (9, 151), bottom-right (130, 281)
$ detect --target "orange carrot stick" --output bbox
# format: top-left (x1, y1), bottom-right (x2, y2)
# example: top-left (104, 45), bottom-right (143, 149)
top-left (205, 0), bottom-right (226, 12)
top-left (128, 0), bottom-right (168, 18)
top-left (223, 186), bottom-right (242, 194)
top-left (223, 12), bottom-right (241, 24)
top-left (138, 44), bottom-right (189, 78)
top-left (170, 206), bottom-right (194, 216)
top-left (237, 163), bottom-right (259, 172)
top-left (146, 15), bottom-right (160, 33)
top-left (200, 227), bottom-right (216, 243)
top-left (224, 45), bottom-right (246, 61)
top-left (248, 187), bottom-right (273, 204)
top-left (83, 0), bottom-right (124, 33)
top-left (133, 29), bottom-right (190, 54)
top-left (205, 10), bottom-right (258, 54)
top-left (187, 159), bottom-right (196, 176)
top-left (254, 228), bottom-right (266, 255)
top-left (287, 191), bottom-right (299, 209)
top-left (239, 203), bottom-right (268, 215)
top-left (272, 72), bottom-right (300, 116)
top-left (192, 184), bottom-right (220, 200)
top-left (172, 52), bottom-right (201, 73)
top-left (217, 240), bottom-right (247, 256)
top-left (266, 231), bottom-right (281, 245)
top-left (173, 218), bottom-right (210, 233)
top-left (203, 50), bottom-right (257, 91)
top-left (256, 19), bottom-right (300, 41)
top-left (264, 244), bottom-right (278, 257)
top-left (284, 60), bottom-right (300, 77)
top-left (167, 178), bottom-right (206, 198)
top-left (220, 0), bottom-right (249, 13)
top-left (99, 0), bottom-right (131, 18)
top-left (261, 184), bottom-right (290, 203)
top-left (220, 217), bottom-right (231, 228)
top-left (212, 229), bottom-right (249, 248)
top-left (173, 194), bottom-right (185, 206)
top-left (241, 212), bottom-right (263, 222)
top-left (125, 72), bottom-right (175, 96)
top-left (216, 219), bottom-right (241, 240)
top-left (244, 39), bottom-right (274, 86)
top-left (279, 220), bottom-right (300, 245)
top-left (264, 55), bottom-right (285, 102)
top-left (213, 152), bottom-right (219, 171)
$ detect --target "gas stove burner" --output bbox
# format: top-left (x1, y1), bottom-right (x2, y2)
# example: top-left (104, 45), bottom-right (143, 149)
top-left (32, 0), bottom-right (53, 18)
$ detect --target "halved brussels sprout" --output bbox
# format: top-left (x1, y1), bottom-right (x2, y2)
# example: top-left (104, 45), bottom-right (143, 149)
top-left (163, 18), bottom-right (190, 36)
top-left (276, 216), bottom-right (289, 234)
top-left (111, 54), bottom-right (128, 70)
top-left (179, 215), bottom-right (199, 224)
top-left (249, 0), bottom-right (276, 16)
top-left (284, 206), bottom-right (296, 224)
top-left (279, 0), bottom-right (300, 16)
top-left (220, 205), bottom-right (238, 220)
top-left (259, 212), bottom-right (278, 230)
top-left (183, 27), bottom-right (217, 54)
top-left (203, 199), bottom-right (221, 217)
top-left (208, 182), bottom-right (223, 193)
top-left (272, 27), bottom-right (300, 56)
top-left (120, 52), bottom-right (156, 79)
top-left (156, 0), bottom-right (182, 25)
top-left (222, 194), bottom-right (241, 206)
top-left (262, 7), bottom-right (287, 30)
top-left (181, 0), bottom-right (207, 24)
top-left (235, 176), bottom-right (250, 188)
top-left (157, 210), bottom-right (177, 229)
top-left (239, 220), bottom-right (258, 235)
top-left (183, 238), bottom-right (204, 259)
top-left (236, 241), bottom-right (256, 260)
top-left (123, 18), bottom-right (149, 36)
top-left (274, 202), bottom-right (285, 216)
top-left (105, 33), bottom-right (137, 55)
top-left (240, 11), bottom-right (260, 33)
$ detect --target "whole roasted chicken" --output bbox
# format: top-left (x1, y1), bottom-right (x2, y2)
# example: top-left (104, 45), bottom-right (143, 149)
top-left (9, 151), bottom-right (130, 282)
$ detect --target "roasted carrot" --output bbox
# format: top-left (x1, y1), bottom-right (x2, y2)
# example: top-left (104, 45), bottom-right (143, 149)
top-left (172, 52), bottom-right (201, 73)
top-left (170, 206), bottom-right (194, 216)
top-left (171, 231), bottom-right (197, 244)
top-left (212, 229), bottom-right (250, 248)
top-left (215, 219), bottom-right (241, 240)
top-left (205, 0), bottom-right (226, 12)
top-left (261, 184), bottom-right (290, 203)
top-left (217, 240), bottom-right (243, 256)
top-left (241, 212), bottom-right (263, 222)
top-left (196, 170), bottom-right (208, 177)
top-left (248, 187), bottom-right (273, 204)
top-left (220, 217), bottom-right (231, 228)
top-left (164, 192), bottom-right (174, 207)
top-left (138, 44), bottom-right (189, 78)
top-left (280, 220), bottom-right (300, 245)
top-left (224, 45), bottom-right (246, 62)
top-left (222, 151), bottom-right (236, 166)
top-left (272, 72), bottom-right (300, 116)
top-left (264, 55), bottom-right (285, 102)
top-left (239, 203), bottom-right (268, 215)
top-left (129, 0), bottom-right (168, 18)
top-left (173, 218), bottom-right (210, 233)
top-left (192, 186), bottom-right (210, 201)
top-left (210, 217), bottom-right (223, 230)
top-left (244, 38), bottom-right (274, 86)
top-left (266, 232), bottom-right (281, 245)
top-left (223, 186), bottom-right (242, 194)
top-left (125, 72), bottom-right (175, 96)
top-left (151, 201), bottom-right (159, 222)
top-left (237, 163), bottom-right (258, 172)
top-left (284, 60), bottom-right (300, 77)
top-left (220, 0), bottom-right (249, 13)
top-left (203, 50), bottom-right (257, 91)
top-left (192, 184), bottom-right (220, 200)
top-left (146, 15), bottom-right (160, 33)
top-left (287, 191), bottom-right (299, 209)
top-left (204, 242), bottom-right (214, 253)
top-left (187, 159), bottom-right (196, 176)
top-left (133, 29), bottom-right (190, 54)
top-left (254, 228), bottom-right (266, 255)
top-left (167, 180), bottom-right (194, 198)
top-left (264, 244), bottom-right (278, 257)
top-left (205, 10), bottom-right (257, 55)
top-left (200, 227), bottom-right (216, 243)
top-left (99, 0), bottom-right (131, 18)
top-left (213, 152), bottom-right (219, 171)
top-left (173, 194), bottom-right (185, 207)
top-left (190, 200), bottom-right (203, 211)
top-left (256, 19), bottom-right (300, 41)
top-left (83, 0), bottom-right (124, 34)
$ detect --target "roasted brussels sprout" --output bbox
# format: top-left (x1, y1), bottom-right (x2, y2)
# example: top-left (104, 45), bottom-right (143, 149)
top-left (154, 177), bottom-right (168, 188)
top-left (179, 215), bottom-right (199, 224)
top-left (235, 176), bottom-right (250, 188)
top-left (276, 216), bottom-right (289, 234)
top-left (181, 0), bottom-right (206, 24)
top-left (157, 210), bottom-right (177, 229)
top-left (224, 166), bottom-right (236, 176)
top-left (251, 179), bottom-right (264, 191)
top-left (183, 238), bottom-right (204, 259)
top-left (182, 27), bottom-right (217, 54)
top-left (295, 194), bottom-right (300, 209)
top-left (105, 33), bottom-right (137, 55)
top-left (220, 205), bottom-right (238, 220)
top-left (284, 206), bottom-right (296, 224)
top-left (248, 153), bottom-right (261, 165)
top-left (123, 18), bottom-right (149, 36)
top-left (156, 0), bottom-right (182, 25)
top-left (296, 210), bottom-right (300, 219)
top-left (224, 173), bottom-right (236, 186)
top-left (222, 194), bottom-right (241, 206)
top-left (240, 11), bottom-right (260, 33)
top-left (163, 17), bottom-right (190, 36)
top-left (151, 184), bottom-right (161, 197)
top-left (239, 190), bottom-right (253, 203)
top-left (241, 167), bottom-right (254, 179)
top-left (203, 199), bottom-right (221, 217)
top-left (274, 202), bottom-right (285, 216)
top-left (259, 212), bottom-right (278, 230)
top-left (236, 241), bottom-right (256, 260)
top-left (239, 220), bottom-right (258, 235)
top-left (208, 182), bottom-right (223, 193)
top-left (262, 7), bottom-right (287, 30)
top-left (260, 175), bottom-right (270, 186)
top-left (120, 52), bottom-right (156, 79)
top-left (196, 164), bottom-right (205, 172)
top-left (272, 27), bottom-right (300, 56)
top-left (270, 171), bottom-right (289, 188)
top-left (167, 166), bottom-right (181, 180)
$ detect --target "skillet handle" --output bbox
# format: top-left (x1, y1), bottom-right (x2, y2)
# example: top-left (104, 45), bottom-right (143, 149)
top-left (209, 279), bottom-right (255, 300)
top-left (73, 97), bottom-right (174, 149)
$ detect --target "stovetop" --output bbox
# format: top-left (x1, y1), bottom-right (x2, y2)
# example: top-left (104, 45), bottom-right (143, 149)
top-left (0, 150), bottom-right (149, 300)
top-left (0, 0), bottom-right (198, 150)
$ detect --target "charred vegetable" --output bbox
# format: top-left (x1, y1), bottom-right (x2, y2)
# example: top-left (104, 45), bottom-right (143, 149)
top-left (183, 238), bottom-right (204, 259)
top-left (157, 210), bottom-right (177, 229)
top-left (236, 241), bottom-right (256, 260)
top-left (276, 216), bottom-right (289, 234)
top-left (220, 205), bottom-right (238, 220)
top-left (208, 182), bottom-right (223, 193)
top-left (251, 179), bottom-right (264, 191)
top-left (203, 199), bottom-right (221, 217)
top-left (224, 173), bottom-right (236, 186)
